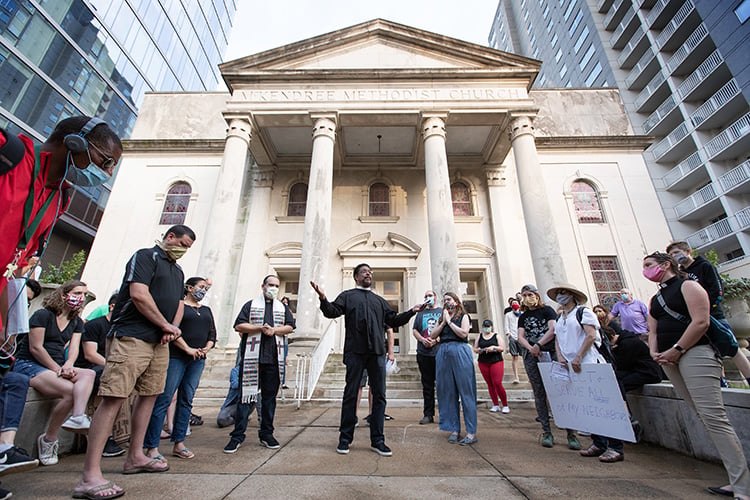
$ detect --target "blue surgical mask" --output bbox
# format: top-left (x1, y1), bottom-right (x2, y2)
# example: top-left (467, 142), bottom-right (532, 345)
top-left (556, 293), bottom-right (573, 305)
top-left (621, 294), bottom-right (630, 301)
top-left (65, 151), bottom-right (109, 187)
top-left (424, 296), bottom-right (435, 306)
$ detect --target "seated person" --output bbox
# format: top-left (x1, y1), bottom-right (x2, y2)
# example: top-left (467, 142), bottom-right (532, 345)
top-left (601, 325), bottom-right (663, 392)
top-left (12, 280), bottom-right (96, 465)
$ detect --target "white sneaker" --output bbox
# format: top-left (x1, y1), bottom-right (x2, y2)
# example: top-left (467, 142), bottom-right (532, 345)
top-left (62, 414), bottom-right (91, 432)
top-left (489, 405), bottom-right (501, 413)
top-left (37, 434), bottom-right (59, 466)
top-left (502, 406), bottom-right (510, 414)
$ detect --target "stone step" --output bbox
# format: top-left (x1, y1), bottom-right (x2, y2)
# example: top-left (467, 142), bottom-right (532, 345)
top-left (311, 387), bottom-right (534, 401)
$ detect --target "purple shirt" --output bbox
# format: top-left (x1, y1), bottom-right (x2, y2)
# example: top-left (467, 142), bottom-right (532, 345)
top-left (611, 299), bottom-right (649, 335)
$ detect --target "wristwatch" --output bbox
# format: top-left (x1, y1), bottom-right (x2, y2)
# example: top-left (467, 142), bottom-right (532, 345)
top-left (672, 343), bottom-right (685, 353)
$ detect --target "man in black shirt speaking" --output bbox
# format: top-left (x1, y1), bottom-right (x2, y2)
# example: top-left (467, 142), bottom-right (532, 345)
top-left (311, 263), bottom-right (425, 457)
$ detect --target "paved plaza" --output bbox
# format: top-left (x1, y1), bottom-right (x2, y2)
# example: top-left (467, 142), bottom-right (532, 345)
top-left (3, 401), bottom-right (731, 499)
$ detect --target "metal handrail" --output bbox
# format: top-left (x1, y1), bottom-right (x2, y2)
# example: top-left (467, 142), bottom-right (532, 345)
top-left (691, 79), bottom-right (740, 127)
top-left (677, 49), bottom-right (722, 99)
top-left (662, 150), bottom-right (703, 188)
top-left (719, 160), bottom-right (750, 193)
top-left (305, 319), bottom-right (338, 400)
top-left (666, 23), bottom-right (708, 73)
top-left (643, 95), bottom-right (676, 133)
top-left (656, 0), bottom-right (695, 49)
top-left (705, 112), bottom-right (750, 158)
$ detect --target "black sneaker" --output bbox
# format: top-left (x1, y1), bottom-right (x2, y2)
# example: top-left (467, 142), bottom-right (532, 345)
top-left (336, 442), bottom-right (350, 455)
top-left (0, 446), bottom-right (39, 473)
top-left (370, 442), bottom-right (392, 457)
top-left (223, 440), bottom-right (242, 454)
top-left (419, 416), bottom-right (434, 425)
top-left (364, 414), bottom-right (371, 426)
top-left (0, 482), bottom-right (10, 500)
top-left (102, 437), bottom-right (125, 458)
top-left (384, 414), bottom-right (393, 421)
top-left (259, 436), bottom-right (280, 449)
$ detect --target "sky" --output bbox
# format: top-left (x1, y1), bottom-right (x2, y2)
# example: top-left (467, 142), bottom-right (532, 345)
top-left (223, 0), bottom-right (500, 63)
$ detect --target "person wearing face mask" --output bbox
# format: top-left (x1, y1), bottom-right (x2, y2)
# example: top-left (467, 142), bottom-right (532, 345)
top-left (504, 298), bottom-right (522, 384)
top-left (517, 284), bottom-right (581, 450)
top-left (411, 290), bottom-right (442, 424)
top-left (666, 241), bottom-right (750, 387)
top-left (12, 280), bottom-right (96, 466)
top-left (0, 117), bottom-right (122, 332)
top-left (223, 275), bottom-right (294, 454)
top-left (609, 288), bottom-right (649, 342)
top-left (75, 225), bottom-right (194, 499)
top-left (643, 252), bottom-right (750, 499)
top-left (474, 319), bottom-right (509, 414)
top-left (145, 277), bottom-right (215, 461)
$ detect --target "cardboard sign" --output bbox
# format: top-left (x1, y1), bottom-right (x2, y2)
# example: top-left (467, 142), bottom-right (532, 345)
top-left (539, 362), bottom-right (636, 442)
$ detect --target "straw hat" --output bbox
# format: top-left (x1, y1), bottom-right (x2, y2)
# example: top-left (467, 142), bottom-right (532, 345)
top-left (546, 283), bottom-right (588, 305)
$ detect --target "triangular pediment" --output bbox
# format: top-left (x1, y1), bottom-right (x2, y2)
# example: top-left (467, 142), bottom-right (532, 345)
top-left (220, 19), bottom-right (540, 87)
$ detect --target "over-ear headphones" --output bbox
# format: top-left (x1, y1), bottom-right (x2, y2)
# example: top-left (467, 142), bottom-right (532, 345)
top-left (63, 117), bottom-right (105, 153)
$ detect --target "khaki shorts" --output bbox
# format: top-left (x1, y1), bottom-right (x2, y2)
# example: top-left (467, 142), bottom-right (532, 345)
top-left (99, 336), bottom-right (168, 397)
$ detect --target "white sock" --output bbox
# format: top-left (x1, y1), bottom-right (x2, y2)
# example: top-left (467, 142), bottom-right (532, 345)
top-left (0, 444), bottom-right (12, 453)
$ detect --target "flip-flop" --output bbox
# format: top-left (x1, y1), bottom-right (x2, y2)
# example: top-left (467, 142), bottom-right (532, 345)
top-left (172, 448), bottom-right (194, 459)
top-left (122, 458), bottom-right (170, 474)
top-left (72, 481), bottom-right (125, 499)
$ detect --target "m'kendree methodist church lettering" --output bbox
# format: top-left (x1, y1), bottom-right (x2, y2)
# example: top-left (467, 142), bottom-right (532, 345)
top-left (239, 87), bottom-right (526, 103)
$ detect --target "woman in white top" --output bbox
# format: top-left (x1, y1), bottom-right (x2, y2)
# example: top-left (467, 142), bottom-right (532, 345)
top-left (503, 298), bottom-right (522, 384)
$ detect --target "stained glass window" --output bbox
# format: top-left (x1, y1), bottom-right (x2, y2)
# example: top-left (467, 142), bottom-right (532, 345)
top-left (287, 183), bottom-right (307, 216)
top-left (451, 182), bottom-right (473, 216)
top-left (369, 182), bottom-right (390, 216)
top-left (159, 182), bottom-right (191, 225)
top-left (588, 256), bottom-right (624, 307)
top-left (572, 180), bottom-right (604, 223)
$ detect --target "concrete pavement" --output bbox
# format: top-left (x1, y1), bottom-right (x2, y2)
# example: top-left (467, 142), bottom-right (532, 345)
top-left (2, 402), bottom-right (731, 499)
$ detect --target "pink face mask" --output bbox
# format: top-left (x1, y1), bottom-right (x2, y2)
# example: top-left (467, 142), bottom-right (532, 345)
top-left (642, 264), bottom-right (666, 283)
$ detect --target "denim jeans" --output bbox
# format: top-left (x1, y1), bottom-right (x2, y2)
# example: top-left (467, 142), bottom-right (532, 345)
top-left (0, 372), bottom-right (30, 432)
top-left (230, 363), bottom-right (277, 443)
top-left (144, 356), bottom-right (205, 448)
top-left (340, 353), bottom-right (386, 446)
top-left (436, 342), bottom-right (477, 435)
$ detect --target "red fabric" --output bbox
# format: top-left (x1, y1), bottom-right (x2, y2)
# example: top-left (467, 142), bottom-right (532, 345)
top-left (0, 132), bottom-right (68, 297)
top-left (478, 360), bottom-right (507, 407)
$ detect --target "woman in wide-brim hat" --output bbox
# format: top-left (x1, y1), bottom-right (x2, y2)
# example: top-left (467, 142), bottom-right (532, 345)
top-left (546, 283), bottom-right (588, 305)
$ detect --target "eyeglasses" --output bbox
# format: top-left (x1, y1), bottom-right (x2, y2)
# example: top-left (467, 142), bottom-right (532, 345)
top-left (88, 141), bottom-right (117, 172)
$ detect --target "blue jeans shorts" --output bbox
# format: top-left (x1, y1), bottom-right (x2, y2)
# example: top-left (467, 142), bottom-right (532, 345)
top-left (12, 358), bottom-right (50, 379)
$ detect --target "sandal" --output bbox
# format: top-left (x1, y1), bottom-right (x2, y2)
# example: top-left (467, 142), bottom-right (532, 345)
top-left (189, 413), bottom-right (203, 426)
top-left (172, 447), bottom-right (195, 459)
top-left (122, 458), bottom-right (169, 474)
top-left (72, 481), bottom-right (124, 499)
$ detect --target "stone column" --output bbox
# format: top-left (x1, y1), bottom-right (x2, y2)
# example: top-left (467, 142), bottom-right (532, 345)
top-left (422, 116), bottom-right (460, 297)
top-left (198, 117), bottom-right (251, 343)
top-left (295, 115), bottom-right (336, 341)
top-left (511, 115), bottom-right (567, 295)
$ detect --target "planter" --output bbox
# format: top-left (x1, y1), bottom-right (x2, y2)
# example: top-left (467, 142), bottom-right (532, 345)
top-left (724, 298), bottom-right (750, 346)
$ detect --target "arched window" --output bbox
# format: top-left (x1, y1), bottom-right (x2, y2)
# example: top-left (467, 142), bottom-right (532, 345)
top-left (287, 182), bottom-right (307, 216)
top-left (159, 182), bottom-right (191, 225)
top-left (451, 182), bottom-right (473, 216)
top-left (571, 180), bottom-right (604, 223)
top-left (369, 182), bottom-right (390, 216)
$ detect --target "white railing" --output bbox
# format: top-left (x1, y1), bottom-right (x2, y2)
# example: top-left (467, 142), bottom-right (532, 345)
top-left (635, 71), bottom-right (666, 109)
top-left (705, 112), bottom-right (750, 159)
top-left (598, 0), bottom-right (615, 13)
top-left (646, 0), bottom-right (669, 26)
top-left (617, 28), bottom-right (646, 67)
top-left (662, 150), bottom-right (703, 188)
top-left (656, 0), bottom-right (695, 49)
top-left (720, 160), bottom-right (750, 192)
top-left (643, 95), bottom-right (676, 133)
top-left (691, 79), bottom-right (740, 127)
top-left (604, 0), bottom-right (624, 28)
top-left (674, 182), bottom-right (718, 218)
top-left (304, 319), bottom-right (338, 401)
top-left (686, 217), bottom-right (735, 248)
top-left (611, 8), bottom-right (636, 47)
top-left (666, 23), bottom-right (708, 73)
top-left (677, 50), bottom-right (723, 99)
top-left (293, 353), bottom-right (309, 408)
top-left (737, 207), bottom-right (750, 229)
top-left (625, 48), bottom-right (655, 87)
top-left (650, 122), bottom-right (689, 159)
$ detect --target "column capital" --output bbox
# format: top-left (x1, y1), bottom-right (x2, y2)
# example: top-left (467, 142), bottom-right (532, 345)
top-left (485, 166), bottom-right (507, 187)
top-left (422, 115), bottom-right (446, 140)
top-left (509, 115), bottom-right (535, 141)
top-left (251, 167), bottom-right (275, 188)
top-left (224, 117), bottom-right (252, 145)
top-left (311, 113), bottom-right (337, 140)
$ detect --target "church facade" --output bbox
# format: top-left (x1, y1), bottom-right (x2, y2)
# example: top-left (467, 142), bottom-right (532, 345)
top-left (81, 20), bottom-right (672, 353)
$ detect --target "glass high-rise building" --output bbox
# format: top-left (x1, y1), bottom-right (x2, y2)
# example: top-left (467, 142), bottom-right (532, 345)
top-left (489, 0), bottom-right (750, 274)
top-left (0, 0), bottom-right (236, 266)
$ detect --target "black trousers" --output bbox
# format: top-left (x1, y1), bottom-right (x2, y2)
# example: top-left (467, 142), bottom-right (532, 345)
top-left (416, 354), bottom-right (436, 418)
top-left (340, 352), bottom-right (386, 446)
top-left (230, 362), bottom-right (279, 442)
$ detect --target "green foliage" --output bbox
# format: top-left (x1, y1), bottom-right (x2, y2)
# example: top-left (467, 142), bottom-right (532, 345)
top-left (41, 250), bottom-right (86, 284)
top-left (701, 249), bottom-right (750, 303)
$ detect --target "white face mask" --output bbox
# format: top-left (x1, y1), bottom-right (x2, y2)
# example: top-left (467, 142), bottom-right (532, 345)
top-left (264, 285), bottom-right (279, 300)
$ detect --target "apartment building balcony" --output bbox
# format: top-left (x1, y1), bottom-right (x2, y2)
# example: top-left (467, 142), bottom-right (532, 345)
top-left (617, 27), bottom-right (649, 69)
top-left (646, 0), bottom-right (684, 30)
top-left (674, 182), bottom-right (722, 220)
top-left (650, 122), bottom-right (695, 163)
top-left (604, 0), bottom-right (631, 30)
top-left (691, 79), bottom-right (743, 130)
top-left (666, 23), bottom-right (711, 76)
top-left (663, 150), bottom-right (709, 191)
top-left (656, 0), bottom-right (699, 51)
top-left (705, 112), bottom-right (750, 161)
top-left (635, 71), bottom-right (670, 112)
top-left (637, 0), bottom-right (658, 8)
top-left (643, 95), bottom-right (681, 135)
top-left (719, 160), bottom-right (750, 195)
top-left (610, 8), bottom-right (639, 49)
top-left (599, 0), bottom-right (616, 13)
top-left (686, 216), bottom-right (741, 250)
top-left (677, 50), bottom-right (730, 102)
top-left (626, 48), bottom-right (659, 89)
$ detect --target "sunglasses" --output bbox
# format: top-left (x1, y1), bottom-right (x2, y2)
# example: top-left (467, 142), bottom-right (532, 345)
top-left (88, 141), bottom-right (117, 172)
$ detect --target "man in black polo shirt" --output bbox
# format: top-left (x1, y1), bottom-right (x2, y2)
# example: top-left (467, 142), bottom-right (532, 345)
top-left (311, 263), bottom-right (425, 457)
top-left (75, 225), bottom-right (195, 500)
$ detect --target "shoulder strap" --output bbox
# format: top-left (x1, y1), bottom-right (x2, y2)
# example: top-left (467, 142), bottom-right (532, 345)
top-left (655, 292), bottom-right (689, 324)
top-left (576, 306), bottom-right (585, 327)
